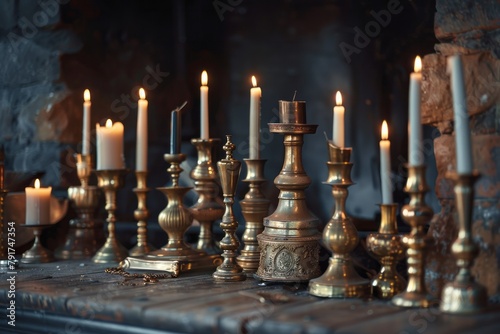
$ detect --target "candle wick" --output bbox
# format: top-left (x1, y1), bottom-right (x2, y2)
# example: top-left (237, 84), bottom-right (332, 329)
top-left (175, 101), bottom-right (188, 112)
top-left (292, 90), bottom-right (297, 101)
top-left (323, 131), bottom-right (330, 142)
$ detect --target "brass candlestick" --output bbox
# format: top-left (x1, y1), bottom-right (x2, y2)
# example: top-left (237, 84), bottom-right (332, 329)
top-left (366, 204), bottom-right (406, 299)
top-left (21, 224), bottom-right (55, 263)
top-left (392, 165), bottom-right (437, 308)
top-left (237, 159), bottom-right (270, 273)
top-left (308, 143), bottom-right (371, 298)
top-left (123, 153), bottom-right (221, 274)
top-left (92, 169), bottom-right (128, 264)
top-left (129, 171), bottom-right (155, 256)
top-left (440, 172), bottom-right (487, 313)
top-left (213, 135), bottom-right (245, 282)
top-left (189, 138), bottom-right (224, 254)
top-left (255, 101), bottom-right (321, 282)
top-left (57, 154), bottom-right (101, 260)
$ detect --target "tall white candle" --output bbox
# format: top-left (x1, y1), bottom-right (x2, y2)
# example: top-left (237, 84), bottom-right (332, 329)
top-left (409, 56), bottom-right (423, 166)
top-left (136, 88), bottom-right (148, 171)
top-left (380, 121), bottom-right (393, 204)
top-left (333, 91), bottom-right (345, 148)
top-left (249, 75), bottom-right (262, 159)
top-left (25, 179), bottom-right (51, 225)
top-left (448, 55), bottom-right (473, 174)
top-left (96, 119), bottom-right (125, 170)
top-left (82, 89), bottom-right (91, 155)
top-left (200, 70), bottom-right (209, 140)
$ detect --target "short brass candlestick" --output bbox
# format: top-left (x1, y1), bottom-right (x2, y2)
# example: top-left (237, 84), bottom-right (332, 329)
top-left (21, 224), bottom-right (55, 263)
top-left (189, 138), bottom-right (224, 254)
top-left (129, 171), bottom-right (155, 256)
top-left (309, 143), bottom-right (371, 298)
top-left (123, 154), bottom-right (221, 274)
top-left (255, 100), bottom-right (321, 282)
top-left (93, 169), bottom-right (128, 264)
top-left (57, 154), bottom-right (101, 260)
top-left (366, 204), bottom-right (406, 299)
top-left (392, 165), bottom-right (437, 308)
top-left (440, 172), bottom-right (487, 314)
top-left (213, 135), bottom-right (245, 282)
top-left (237, 159), bottom-right (270, 273)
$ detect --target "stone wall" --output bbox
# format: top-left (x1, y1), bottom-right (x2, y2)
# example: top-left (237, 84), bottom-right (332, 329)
top-left (421, 0), bottom-right (500, 300)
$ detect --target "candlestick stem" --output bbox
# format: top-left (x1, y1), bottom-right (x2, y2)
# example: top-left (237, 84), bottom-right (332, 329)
top-left (129, 171), bottom-right (155, 256)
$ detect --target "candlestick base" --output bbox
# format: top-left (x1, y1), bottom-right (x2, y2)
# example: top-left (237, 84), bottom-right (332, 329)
top-left (21, 224), bottom-right (55, 264)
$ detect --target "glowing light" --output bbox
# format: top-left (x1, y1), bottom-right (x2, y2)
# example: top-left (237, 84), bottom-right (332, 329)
top-left (201, 71), bottom-right (208, 86)
top-left (335, 91), bottom-right (343, 106)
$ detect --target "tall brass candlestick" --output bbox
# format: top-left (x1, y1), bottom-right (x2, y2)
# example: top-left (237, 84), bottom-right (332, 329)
top-left (129, 171), bottom-right (155, 256)
top-left (213, 135), bottom-right (245, 282)
top-left (93, 169), bottom-right (128, 264)
top-left (366, 204), bottom-right (406, 299)
top-left (309, 143), bottom-right (371, 298)
top-left (392, 165), bottom-right (437, 308)
top-left (57, 154), bottom-right (100, 260)
top-left (440, 172), bottom-right (487, 313)
top-left (189, 138), bottom-right (224, 254)
top-left (255, 101), bottom-right (321, 282)
top-left (237, 159), bottom-right (270, 273)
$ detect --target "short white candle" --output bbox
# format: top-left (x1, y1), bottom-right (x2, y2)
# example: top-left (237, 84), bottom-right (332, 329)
top-left (333, 91), bottom-right (345, 148)
top-left (96, 119), bottom-right (125, 170)
top-left (136, 88), bottom-right (148, 172)
top-left (200, 70), bottom-right (209, 140)
top-left (409, 56), bottom-right (423, 166)
top-left (25, 179), bottom-right (51, 225)
top-left (380, 121), bottom-right (393, 204)
top-left (448, 55), bottom-right (473, 174)
top-left (249, 76), bottom-right (262, 159)
top-left (82, 89), bottom-right (91, 155)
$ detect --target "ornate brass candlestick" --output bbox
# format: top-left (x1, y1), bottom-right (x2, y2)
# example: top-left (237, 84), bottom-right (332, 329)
top-left (189, 138), bottom-right (224, 254)
top-left (57, 154), bottom-right (101, 260)
top-left (255, 101), bottom-right (321, 282)
top-left (308, 143), bottom-right (371, 298)
top-left (123, 153), bottom-right (221, 274)
top-left (440, 172), bottom-right (487, 313)
top-left (237, 159), bottom-right (270, 273)
top-left (129, 171), bottom-right (155, 256)
top-left (392, 165), bottom-right (437, 308)
top-left (21, 224), bottom-right (55, 263)
top-left (213, 135), bottom-right (245, 282)
top-left (93, 169), bottom-right (128, 264)
top-left (366, 204), bottom-right (406, 299)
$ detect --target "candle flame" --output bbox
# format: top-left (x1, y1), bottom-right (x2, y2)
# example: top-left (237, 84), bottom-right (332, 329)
top-left (139, 88), bottom-right (146, 100)
top-left (335, 91), bottom-right (342, 106)
top-left (84, 89), bottom-right (90, 102)
top-left (251, 76), bottom-right (257, 87)
top-left (201, 70), bottom-right (208, 86)
top-left (414, 56), bottom-right (422, 73)
top-left (381, 120), bottom-right (389, 140)
top-left (34, 178), bottom-right (40, 189)
top-left (105, 119), bottom-right (113, 128)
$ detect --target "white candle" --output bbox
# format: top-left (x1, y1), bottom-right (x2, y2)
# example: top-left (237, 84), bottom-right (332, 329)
top-left (96, 119), bottom-right (125, 170)
top-left (249, 75), bottom-right (262, 159)
top-left (380, 121), bottom-right (393, 204)
top-left (200, 70), bottom-right (209, 140)
top-left (448, 55), bottom-right (473, 174)
top-left (136, 88), bottom-right (148, 171)
top-left (25, 179), bottom-right (51, 225)
top-left (333, 91), bottom-right (345, 147)
top-left (409, 56), bottom-right (423, 166)
top-left (82, 89), bottom-right (91, 155)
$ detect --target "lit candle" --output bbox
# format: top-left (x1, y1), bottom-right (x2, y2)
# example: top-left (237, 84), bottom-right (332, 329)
top-left (200, 70), bottom-right (209, 140)
top-left (448, 55), bottom-right (473, 174)
top-left (333, 91), bottom-right (345, 147)
top-left (380, 121), bottom-right (393, 204)
top-left (409, 56), bottom-right (423, 165)
top-left (249, 75), bottom-right (262, 159)
top-left (25, 179), bottom-right (51, 225)
top-left (96, 119), bottom-right (125, 170)
top-left (82, 89), bottom-right (91, 155)
top-left (136, 88), bottom-right (148, 171)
